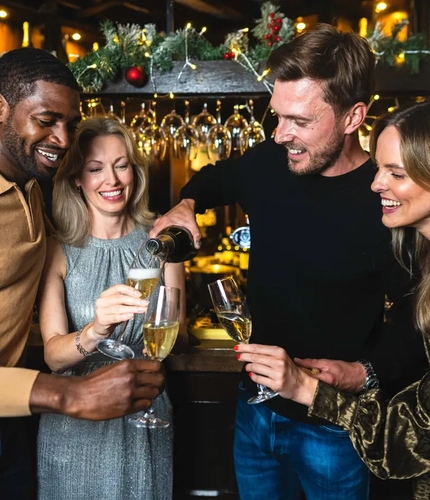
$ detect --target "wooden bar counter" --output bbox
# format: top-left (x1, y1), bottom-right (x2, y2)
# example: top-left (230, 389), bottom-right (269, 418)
top-left (166, 340), bottom-right (242, 499)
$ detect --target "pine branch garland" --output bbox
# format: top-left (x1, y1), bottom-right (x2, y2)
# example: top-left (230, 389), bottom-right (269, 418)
top-left (67, 2), bottom-right (430, 93)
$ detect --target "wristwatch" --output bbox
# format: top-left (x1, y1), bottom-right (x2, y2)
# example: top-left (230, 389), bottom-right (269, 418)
top-left (356, 359), bottom-right (379, 391)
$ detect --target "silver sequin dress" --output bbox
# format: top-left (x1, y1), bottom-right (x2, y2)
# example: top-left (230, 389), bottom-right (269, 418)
top-left (37, 228), bottom-right (173, 500)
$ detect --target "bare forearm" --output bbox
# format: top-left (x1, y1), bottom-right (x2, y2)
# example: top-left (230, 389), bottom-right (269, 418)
top-left (44, 323), bottom-right (100, 372)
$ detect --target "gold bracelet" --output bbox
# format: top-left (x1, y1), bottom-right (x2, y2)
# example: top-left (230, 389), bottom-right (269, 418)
top-left (75, 324), bottom-right (95, 357)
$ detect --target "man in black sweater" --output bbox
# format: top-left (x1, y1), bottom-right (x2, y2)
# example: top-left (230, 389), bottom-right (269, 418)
top-left (151, 24), bottom-right (426, 500)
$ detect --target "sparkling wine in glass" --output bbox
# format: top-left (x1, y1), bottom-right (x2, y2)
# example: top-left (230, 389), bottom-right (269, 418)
top-left (128, 286), bottom-right (180, 428)
top-left (96, 242), bottom-right (162, 360)
top-left (207, 276), bottom-right (278, 404)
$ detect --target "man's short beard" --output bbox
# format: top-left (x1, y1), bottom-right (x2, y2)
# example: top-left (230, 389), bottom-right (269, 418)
top-left (3, 119), bottom-right (52, 182)
top-left (286, 127), bottom-right (345, 177)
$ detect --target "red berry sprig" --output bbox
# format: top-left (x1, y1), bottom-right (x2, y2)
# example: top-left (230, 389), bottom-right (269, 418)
top-left (264, 12), bottom-right (282, 46)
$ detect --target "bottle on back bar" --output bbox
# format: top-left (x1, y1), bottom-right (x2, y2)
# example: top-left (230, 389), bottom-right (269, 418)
top-left (145, 226), bottom-right (198, 263)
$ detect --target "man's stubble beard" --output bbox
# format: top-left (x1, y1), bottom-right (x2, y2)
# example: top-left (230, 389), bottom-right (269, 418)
top-left (3, 119), bottom-right (54, 182)
top-left (286, 126), bottom-right (345, 176)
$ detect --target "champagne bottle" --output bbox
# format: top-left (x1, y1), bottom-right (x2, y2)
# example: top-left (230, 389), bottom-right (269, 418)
top-left (145, 226), bottom-right (198, 263)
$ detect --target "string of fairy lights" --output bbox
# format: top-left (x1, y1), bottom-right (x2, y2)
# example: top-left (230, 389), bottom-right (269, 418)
top-left (144, 24), bottom-right (273, 100)
top-left (67, 1), bottom-right (430, 109)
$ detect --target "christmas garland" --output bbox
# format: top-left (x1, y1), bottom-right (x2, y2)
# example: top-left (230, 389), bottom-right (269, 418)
top-left (68, 1), bottom-right (430, 94)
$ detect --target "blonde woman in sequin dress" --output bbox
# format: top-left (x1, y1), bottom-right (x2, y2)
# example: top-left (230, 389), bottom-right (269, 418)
top-left (37, 118), bottom-right (187, 500)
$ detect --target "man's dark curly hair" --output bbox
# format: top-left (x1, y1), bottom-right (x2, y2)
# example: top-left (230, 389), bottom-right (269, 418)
top-left (0, 47), bottom-right (80, 109)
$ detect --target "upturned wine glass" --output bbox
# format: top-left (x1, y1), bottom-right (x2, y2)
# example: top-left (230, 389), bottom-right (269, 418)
top-left (207, 100), bottom-right (232, 160)
top-left (239, 99), bottom-right (266, 155)
top-left (128, 286), bottom-right (181, 428)
top-left (96, 242), bottom-right (163, 360)
top-left (173, 100), bottom-right (199, 161)
top-left (192, 102), bottom-right (216, 144)
top-left (207, 276), bottom-right (278, 404)
top-left (130, 101), bottom-right (153, 132)
top-left (106, 102), bottom-right (122, 123)
top-left (135, 103), bottom-right (167, 161)
top-left (224, 104), bottom-right (248, 152)
top-left (87, 98), bottom-right (107, 118)
top-left (160, 107), bottom-right (185, 142)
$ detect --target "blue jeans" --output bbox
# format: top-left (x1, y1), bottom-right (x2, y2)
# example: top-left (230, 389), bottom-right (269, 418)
top-left (234, 384), bottom-right (369, 500)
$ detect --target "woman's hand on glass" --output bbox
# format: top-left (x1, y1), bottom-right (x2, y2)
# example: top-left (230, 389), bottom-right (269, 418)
top-left (89, 284), bottom-right (148, 341)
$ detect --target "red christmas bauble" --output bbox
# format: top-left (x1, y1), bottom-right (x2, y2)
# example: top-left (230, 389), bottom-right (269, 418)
top-left (125, 66), bottom-right (147, 87)
top-left (224, 52), bottom-right (232, 60)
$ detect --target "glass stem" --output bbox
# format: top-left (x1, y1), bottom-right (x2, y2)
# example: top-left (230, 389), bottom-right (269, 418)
top-left (118, 320), bottom-right (129, 342)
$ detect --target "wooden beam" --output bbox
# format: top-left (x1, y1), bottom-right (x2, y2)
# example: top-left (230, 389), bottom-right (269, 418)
top-left (57, 0), bottom-right (80, 9)
top-left (77, 0), bottom-right (149, 18)
top-left (174, 0), bottom-right (242, 19)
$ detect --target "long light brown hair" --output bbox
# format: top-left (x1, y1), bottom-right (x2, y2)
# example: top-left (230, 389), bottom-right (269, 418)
top-left (370, 102), bottom-right (430, 335)
top-left (53, 117), bottom-right (155, 246)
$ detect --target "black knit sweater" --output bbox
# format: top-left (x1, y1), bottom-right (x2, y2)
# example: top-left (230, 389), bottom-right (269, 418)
top-left (181, 139), bottom-right (426, 423)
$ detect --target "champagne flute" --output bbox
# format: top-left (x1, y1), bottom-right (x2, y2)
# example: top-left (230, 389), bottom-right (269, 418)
top-left (128, 286), bottom-right (180, 428)
top-left (96, 241), bottom-right (163, 360)
top-left (207, 276), bottom-right (278, 404)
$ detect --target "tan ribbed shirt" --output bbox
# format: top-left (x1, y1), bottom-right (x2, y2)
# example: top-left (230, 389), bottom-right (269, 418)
top-left (0, 174), bottom-right (46, 415)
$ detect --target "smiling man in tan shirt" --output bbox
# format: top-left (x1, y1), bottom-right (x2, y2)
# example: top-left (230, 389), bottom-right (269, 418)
top-left (0, 47), bottom-right (164, 500)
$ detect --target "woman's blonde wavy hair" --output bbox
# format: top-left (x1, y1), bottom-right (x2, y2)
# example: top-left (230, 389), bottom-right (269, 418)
top-left (370, 102), bottom-right (430, 336)
top-left (53, 117), bottom-right (155, 247)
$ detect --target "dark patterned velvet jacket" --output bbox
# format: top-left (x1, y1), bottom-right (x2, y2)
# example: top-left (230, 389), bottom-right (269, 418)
top-left (308, 336), bottom-right (430, 500)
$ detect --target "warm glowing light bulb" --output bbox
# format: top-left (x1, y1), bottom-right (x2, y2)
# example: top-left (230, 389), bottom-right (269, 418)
top-left (92, 42), bottom-right (99, 51)
top-left (296, 21), bottom-right (306, 32)
top-left (22, 21), bottom-right (30, 47)
top-left (186, 22), bottom-right (192, 30)
top-left (199, 27), bottom-right (207, 35)
top-left (359, 17), bottom-right (368, 38)
top-left (169, 92), bottom-right (174, 99)
top-left (257, 69), bottom-right (270, 81)
top-left (375, 2), bottom-right (387, 13)
top-left (0, 9), bottom-right (8, 18)
top-left (71, 32), bottom-right (81, 41)
top-left (374, 94), bottom-right (380, 100)
top-left (190, 63), bottom-right (197, 70)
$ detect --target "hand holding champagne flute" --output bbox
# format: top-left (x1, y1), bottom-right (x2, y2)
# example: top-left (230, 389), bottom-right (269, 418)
top-left (97, 240), bottom-right (163, 360)
top-left (128, 285), bottom-right (180, 428)
top-left (207, 276), bottom-right (278, 404)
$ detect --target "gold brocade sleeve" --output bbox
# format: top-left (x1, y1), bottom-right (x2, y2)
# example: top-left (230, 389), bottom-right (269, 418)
top-left (308, 375), bottom-right (430, 480)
